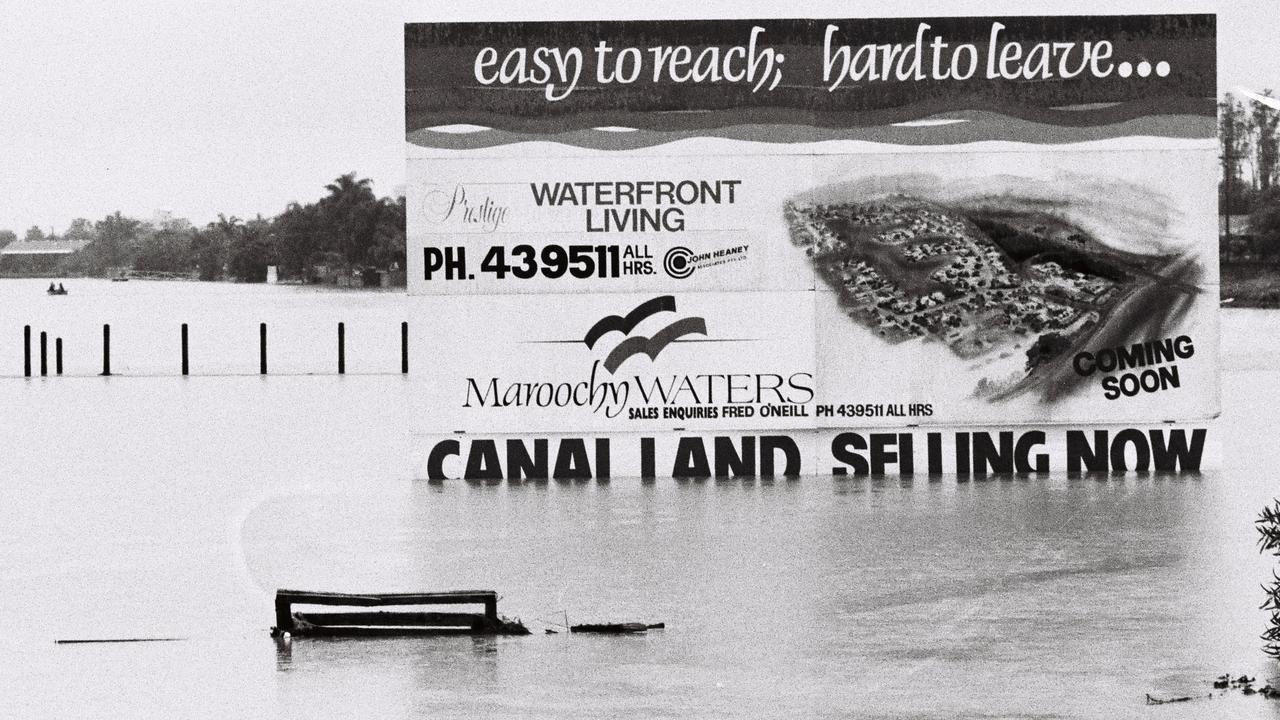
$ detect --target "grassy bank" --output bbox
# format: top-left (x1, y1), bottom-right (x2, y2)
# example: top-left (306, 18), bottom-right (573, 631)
top-left (1221, 262), bottom-right (1280, 307)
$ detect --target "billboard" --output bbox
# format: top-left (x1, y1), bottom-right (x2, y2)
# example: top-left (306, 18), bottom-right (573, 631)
top-left (405, 15), bottom-right (1218, 478)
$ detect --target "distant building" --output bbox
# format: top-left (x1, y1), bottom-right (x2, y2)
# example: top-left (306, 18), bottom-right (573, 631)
top-left (1220, 214), bottom-right (1264, 262)
top-left (0, 238), bottom-right (90, 256)
top-left (1220, 215), bottom-right (1252, 238)
top-left (0, 237), bottom-right (91, 274)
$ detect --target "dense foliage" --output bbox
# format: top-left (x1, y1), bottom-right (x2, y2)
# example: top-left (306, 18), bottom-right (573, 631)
top-left (1221, 92), bottom-right (1280, 220)
top-left (0, 173), bottom-right (405, 282)
top-left (1257, 500), bottom-right (1280, 658)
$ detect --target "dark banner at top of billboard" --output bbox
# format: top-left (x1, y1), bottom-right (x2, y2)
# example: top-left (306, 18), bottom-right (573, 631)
top-left (406, 15), bottom-right (1215, 144)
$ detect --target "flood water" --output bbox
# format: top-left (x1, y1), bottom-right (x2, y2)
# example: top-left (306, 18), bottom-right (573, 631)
top-left (0, 279), bottom-right (1276, 718)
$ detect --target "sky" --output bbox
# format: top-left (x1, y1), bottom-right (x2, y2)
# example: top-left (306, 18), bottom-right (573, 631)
top-left (0, 0), bottom-right (1273, 233)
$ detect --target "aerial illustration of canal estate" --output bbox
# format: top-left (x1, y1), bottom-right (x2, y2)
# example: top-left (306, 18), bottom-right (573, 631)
top-left (785, 187), bottom-right (1204, 402)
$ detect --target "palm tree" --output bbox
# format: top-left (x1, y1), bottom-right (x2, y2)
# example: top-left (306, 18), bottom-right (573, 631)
top-left (320, 173), bottom-right (381, 266)
top-left (324, 172), bottom-right (374, 202)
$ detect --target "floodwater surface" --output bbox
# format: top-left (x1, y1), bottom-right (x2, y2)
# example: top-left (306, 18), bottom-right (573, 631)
top-left (0, 280), bottom-right (1274, 719)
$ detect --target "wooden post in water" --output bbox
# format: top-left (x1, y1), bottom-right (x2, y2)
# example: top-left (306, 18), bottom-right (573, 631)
top-left (39, 331), bottom-right (47, 376)
top-left (259, 323), bottom-right (267, 375)
top-left (101, 324), bottom-right (111, 376)
top-left (274, 595), bottom-right (294, 632)
top-left (23, 325), bottom-right (31, 377)
top-left (55, 338), bottom-right (62, 375)
top-left (337, 322), bottom-right (345, 375)
top-left (401, 321), bottom-right (408, 374)
top-left (484, 595), bottom-right (498, 626)
top-left (181, 323), bottom-right (189, 376)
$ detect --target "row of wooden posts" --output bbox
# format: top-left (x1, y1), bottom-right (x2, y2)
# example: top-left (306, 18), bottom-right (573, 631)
top-left (22, 322), bottom-right (410, 377)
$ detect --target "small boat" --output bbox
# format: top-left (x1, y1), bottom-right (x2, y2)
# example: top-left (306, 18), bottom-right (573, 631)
top-left (47, 285), bottom-right (68, 296)
top-left (111, 277), bottom-right (129, 282)
top-left (570, 622), bottom-right (664, 634)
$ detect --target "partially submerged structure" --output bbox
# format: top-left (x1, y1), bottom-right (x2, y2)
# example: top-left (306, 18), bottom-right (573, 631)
top-left (272, 589), bottom-right (529, 637)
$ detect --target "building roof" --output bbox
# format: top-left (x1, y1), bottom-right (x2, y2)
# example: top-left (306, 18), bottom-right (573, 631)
top-left (0, 238), bottom-right (90, 256)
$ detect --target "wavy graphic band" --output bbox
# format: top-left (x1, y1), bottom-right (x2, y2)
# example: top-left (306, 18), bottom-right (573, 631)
top-left (408, 111), bottom-right (1214, 151)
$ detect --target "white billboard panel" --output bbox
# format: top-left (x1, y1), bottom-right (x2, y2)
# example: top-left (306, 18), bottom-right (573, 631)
top-left (404, 15), bottom-right (1220, 475)
top-left (406, 154), bottom-right (816, 295)
top-left (409, 290), bottom-right (817, 434)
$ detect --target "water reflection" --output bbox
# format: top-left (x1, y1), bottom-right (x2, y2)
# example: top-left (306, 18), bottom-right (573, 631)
top-left (447, 475), bottom-right (808, 489)
top-left (274, 633), bottom-right (504, 684)
top-left (274, 634), bottom-right (292, 670)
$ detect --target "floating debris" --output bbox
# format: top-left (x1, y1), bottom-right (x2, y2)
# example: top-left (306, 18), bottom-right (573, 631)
top-left (55, 637), bottom-right (186, 645)
top-left (1145, 693), bottom-right (1196, 705)
top-left (570, 622), bottom-right (664, 634)
top-left (1211, 672), bottom-right (1259, 692)
top-left (1147, 672), bottom-right (1273, 705)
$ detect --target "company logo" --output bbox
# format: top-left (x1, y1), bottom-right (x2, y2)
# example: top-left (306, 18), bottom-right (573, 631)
top-left (663, 247), bottom-right (695, 279)
top-left (420, 183), bottom-right (509, 232)
top-left (583, 295), bottom-right (706, 373)
top-left (662, 244), bottom-right (750, 279)
top-left (462, 294), bottom-right (812, 420)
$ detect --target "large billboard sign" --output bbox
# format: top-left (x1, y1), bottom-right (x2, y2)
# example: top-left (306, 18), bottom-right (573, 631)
top-left (405, 15), bottom-right (1219, 478)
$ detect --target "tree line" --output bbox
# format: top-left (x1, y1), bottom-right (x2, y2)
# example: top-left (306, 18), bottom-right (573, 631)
top-left (1221, 92), bottom-right (1280, 215)
top-left (0, 172), bottom-right (405, 283)
top-left (1220, 91), bottom-right (1280, 263)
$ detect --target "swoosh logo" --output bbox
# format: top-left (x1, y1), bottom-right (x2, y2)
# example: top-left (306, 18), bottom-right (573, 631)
top-left (582, 295), bottom-right (675, 349)
top-left (603, 316), bottom-right (707, 374)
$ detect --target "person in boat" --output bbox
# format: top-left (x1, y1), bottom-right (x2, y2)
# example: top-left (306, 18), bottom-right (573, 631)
top-left (57, 283), bottom-right (65, 293)
top-left (48, 282), bottom-right (56, 293)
